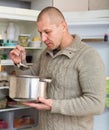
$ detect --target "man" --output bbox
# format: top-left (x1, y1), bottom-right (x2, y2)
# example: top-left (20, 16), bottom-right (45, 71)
top-left (10, 6), bottom-right (106, 130)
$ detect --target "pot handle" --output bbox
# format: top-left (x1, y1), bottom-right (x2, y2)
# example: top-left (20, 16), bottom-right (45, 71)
top-left (41, 78), bottom-right (52, 83)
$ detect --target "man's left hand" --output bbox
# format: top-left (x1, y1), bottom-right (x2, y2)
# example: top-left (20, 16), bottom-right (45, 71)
top-left (23, 97), bottom-right (52, 110)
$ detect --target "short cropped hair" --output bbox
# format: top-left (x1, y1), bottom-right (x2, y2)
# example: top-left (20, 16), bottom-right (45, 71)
top-left (37, 6), bottom-right (65, 25)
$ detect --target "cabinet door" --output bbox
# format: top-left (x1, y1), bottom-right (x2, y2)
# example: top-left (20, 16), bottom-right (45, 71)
top-left (89, 0), bottom-right (109, 10)
top-left (0, 0), bottom-right (31, 9)
top-left (31, 0), bottom-right (88, 11)
top-left (31, 0), bottom-right (52, 10)
top-left (53, 0), bottom-right (88, 11)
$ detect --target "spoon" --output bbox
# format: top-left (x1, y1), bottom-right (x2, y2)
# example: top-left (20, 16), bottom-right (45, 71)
top-left (17, 52), bottom-right (29, 70)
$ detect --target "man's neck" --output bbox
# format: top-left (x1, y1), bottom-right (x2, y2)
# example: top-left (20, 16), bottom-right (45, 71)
top-left (53, 47), bottom-right (60, 55)
top-left (61, 34), bottom-right (73, 49)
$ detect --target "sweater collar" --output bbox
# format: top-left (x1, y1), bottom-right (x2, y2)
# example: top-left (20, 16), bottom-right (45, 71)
top-left (46, 34), bottom-right (83, 59)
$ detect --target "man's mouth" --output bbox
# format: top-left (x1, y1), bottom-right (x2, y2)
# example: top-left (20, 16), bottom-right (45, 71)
top-left (46, 42), bottom-right (52, 47)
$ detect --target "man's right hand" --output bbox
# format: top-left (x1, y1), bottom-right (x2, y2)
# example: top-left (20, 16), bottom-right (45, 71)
top-left (10, 45), bottom-right (26, 64)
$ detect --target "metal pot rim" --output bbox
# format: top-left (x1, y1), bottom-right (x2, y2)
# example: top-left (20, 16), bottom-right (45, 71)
top-left (16, 75), bottom-right (39, 79)
top-left (16, 75), bottom-right (52, 82)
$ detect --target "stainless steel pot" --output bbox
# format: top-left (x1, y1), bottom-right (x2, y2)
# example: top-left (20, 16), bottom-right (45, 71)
top-left (9, 75), bottom-right (52, 101)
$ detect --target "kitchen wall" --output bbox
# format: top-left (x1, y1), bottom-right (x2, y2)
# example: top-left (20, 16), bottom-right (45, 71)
top-left (94, 108), bottom-right (109, 130)
top-left (87, 42), bottom-right (109, 76)
top-left (68, 23), bottom-right (109, 76)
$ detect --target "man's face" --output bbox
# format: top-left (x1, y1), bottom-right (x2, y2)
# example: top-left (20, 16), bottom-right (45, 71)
top-left (37, 15), bottom-right (64, 50)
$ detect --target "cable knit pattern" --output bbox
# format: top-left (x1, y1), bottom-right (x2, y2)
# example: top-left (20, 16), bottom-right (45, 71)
top-left (16, 35), bottom-right (106, 130)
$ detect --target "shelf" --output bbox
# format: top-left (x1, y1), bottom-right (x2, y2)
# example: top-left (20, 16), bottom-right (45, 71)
top-left (64, 10), bottom-right (109, 25)
top-left (0, 46), bottom-right (42, 49)
top-left (0, 46), bottom-right (41, 66)
top-left (1, 59), bottom-right (14, 66)
top-left (64, 10), bottom-right (109, 39)
top-left (0, 86), bottom-right (9, 89)
top-left (0, 6), bottom-right (39, 22)
top-left (1, 59), bottom-right (34, 66)
top-left (0, 105), bottom-right (31, 112)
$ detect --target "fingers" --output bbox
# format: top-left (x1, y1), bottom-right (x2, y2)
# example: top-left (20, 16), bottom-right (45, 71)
top-left (15, 45), bottom-right (26, 61)
top-left (13, 45), bottom-right (25, 56)
top-left (23, 102), bottom-right (50, 110)
top-left (23, 102), bottom-right (39, 108)
top-left (15, 45), bottom-right (25, 53)
top-left (38, 97), bottom-right (52, 107)
top-left (10, 45), bottom-right (26, 64)
top-left (22, 98), bottom-right (52, 110)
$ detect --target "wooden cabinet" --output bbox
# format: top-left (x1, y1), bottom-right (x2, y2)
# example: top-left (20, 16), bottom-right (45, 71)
top-left (53, 0), bottom-right (88, 11)
top-left (89, 0), bottom-right (109, 10)
top-left (31, 0), bottom-right (88, 11)
top-left (1, 0), bottom-right (109, 11)
top-left (31, 0), bottom-right (109, 11)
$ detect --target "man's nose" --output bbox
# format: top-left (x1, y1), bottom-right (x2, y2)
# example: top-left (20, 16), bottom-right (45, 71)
top-left (41, 33), bottom-right (47, 42)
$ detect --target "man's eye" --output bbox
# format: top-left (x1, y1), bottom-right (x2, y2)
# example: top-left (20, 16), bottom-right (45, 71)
top-left (45, 31), bottom-right (51, 34)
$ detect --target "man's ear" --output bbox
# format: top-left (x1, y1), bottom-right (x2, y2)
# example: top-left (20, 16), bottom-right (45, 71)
top-left (61, 21), bottom-right (67, 32)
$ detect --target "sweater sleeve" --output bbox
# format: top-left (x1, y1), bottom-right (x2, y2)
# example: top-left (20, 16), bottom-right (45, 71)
top-left (51, 48), bottom-right (106, 116)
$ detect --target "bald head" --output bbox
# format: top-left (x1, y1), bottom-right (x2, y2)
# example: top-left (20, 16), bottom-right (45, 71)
top-left (37, 6), bottom-right (65, 25)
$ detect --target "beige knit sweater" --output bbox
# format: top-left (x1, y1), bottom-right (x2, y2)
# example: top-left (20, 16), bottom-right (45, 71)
top-left (16, 35), bottom-right (106, 130)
